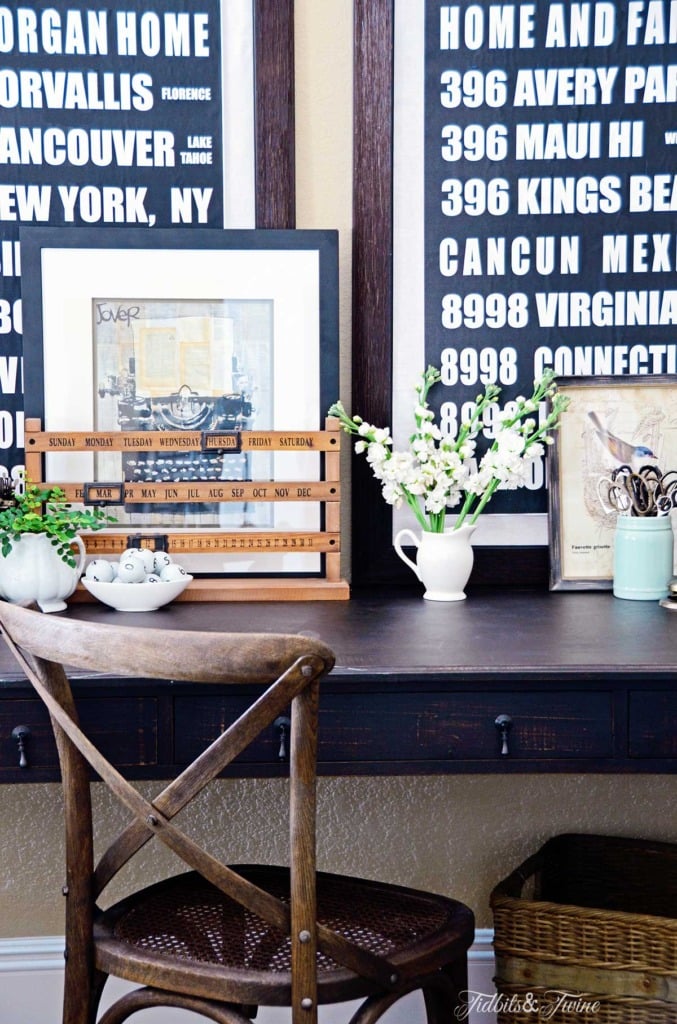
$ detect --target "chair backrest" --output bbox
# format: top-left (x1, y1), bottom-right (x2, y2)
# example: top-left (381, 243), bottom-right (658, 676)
top-left (0, 600), bottom-right (343, 1018)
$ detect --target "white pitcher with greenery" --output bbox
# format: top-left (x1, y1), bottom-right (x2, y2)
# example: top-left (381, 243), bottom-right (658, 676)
top-left (0, 481), bottom-right (115, 612)
top-left (329, 367), bottom-right (569, 600)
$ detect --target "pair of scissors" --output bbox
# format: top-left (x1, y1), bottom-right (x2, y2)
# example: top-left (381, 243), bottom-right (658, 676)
top-left (618, 464), bottom-right (677, 515)
top-left (653, 468), bottom-right (677, 505)
top-left (597, 476), bottom-right (637, 515)
top-left (598, 464), bottom-right (673, 516)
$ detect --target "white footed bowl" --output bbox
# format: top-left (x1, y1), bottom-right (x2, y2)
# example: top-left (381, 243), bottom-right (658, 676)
top-left (81, 576), bottom-right (192, 611)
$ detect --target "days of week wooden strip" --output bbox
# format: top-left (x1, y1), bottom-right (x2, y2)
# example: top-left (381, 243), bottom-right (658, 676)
top-left (24, 427), bottom-right (339, 453)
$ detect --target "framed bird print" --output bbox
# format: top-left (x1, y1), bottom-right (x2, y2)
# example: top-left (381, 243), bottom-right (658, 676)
top-left (549, 375), bottom-right (677, 590)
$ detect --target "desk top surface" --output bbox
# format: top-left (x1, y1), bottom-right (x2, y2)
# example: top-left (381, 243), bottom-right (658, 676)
top-left (1, 588), bottom-right (674, 683)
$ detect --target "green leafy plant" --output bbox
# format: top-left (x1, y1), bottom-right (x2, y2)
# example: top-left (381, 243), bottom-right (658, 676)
top-left (0, 481), bottom-right (116, 567)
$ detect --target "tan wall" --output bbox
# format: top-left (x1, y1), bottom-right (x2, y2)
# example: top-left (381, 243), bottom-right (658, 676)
top-left (1, 0), bottom-right (675, 941)
top-left (2, 775), bottom-right (677, 935)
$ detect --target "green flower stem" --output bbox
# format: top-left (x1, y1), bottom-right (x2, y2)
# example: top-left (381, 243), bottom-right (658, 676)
top-left (453, 478), bottom-right (499, 530)
top-left (427, 509), bottom-right (446, 533)
top-left (468, 479), bottom-right (501, 524)
top-left (404, 490), bottom-right (430, 531)
top-left (457, 384), bottom-right (500, 446)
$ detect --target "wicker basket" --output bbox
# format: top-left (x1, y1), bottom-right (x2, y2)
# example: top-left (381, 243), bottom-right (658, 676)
top-left (490, 834), bottom-right (677, 1024)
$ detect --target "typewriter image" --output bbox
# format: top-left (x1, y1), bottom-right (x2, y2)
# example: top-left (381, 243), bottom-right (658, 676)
top-left (98, 361), bottom-right (255, 486)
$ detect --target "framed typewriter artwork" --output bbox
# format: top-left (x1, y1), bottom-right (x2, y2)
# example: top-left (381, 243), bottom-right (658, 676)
top-left (19, 227), bottom-right (343, 595)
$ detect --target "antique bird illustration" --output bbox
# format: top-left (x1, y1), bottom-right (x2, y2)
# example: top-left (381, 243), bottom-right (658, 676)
top-left (587, 411), bottom-right (656, 468)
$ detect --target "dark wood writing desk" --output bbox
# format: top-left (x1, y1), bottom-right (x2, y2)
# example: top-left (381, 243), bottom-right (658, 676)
top-left (0, 589), bottom-right (675, 781)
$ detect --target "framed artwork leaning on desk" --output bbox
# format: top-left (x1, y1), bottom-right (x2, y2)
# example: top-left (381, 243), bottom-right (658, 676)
top-left (19, 226), bottom-right (340, 581)
top-left (548, 374), bottom-right (677, 590)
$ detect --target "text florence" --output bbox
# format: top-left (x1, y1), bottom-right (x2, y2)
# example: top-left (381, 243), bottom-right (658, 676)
top-left (536, 290), bottom-right (677, 327)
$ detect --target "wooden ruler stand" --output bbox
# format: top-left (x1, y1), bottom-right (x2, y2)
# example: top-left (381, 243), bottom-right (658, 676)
top-left (24, 417), bottom-right (349, 602)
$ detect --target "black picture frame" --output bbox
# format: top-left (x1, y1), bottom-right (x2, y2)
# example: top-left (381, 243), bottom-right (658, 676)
top-left (20, 227), bottom-right (339, 429)
top-left (351, 0), bottom-right (549, 590)
top-left (19, 226), bottom-right (339, 578)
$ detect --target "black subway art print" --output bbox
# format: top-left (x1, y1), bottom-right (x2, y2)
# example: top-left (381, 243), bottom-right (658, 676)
top-left (424, 1), bottom-right (677, 517)
top-left (0, 0), bottom-right (227, 481)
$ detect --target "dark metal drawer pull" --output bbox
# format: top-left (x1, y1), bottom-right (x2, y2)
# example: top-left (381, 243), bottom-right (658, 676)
top-left (494, 714), bottom-right (513, 756)
top-left (11, 725), bottom-right (31, 768)
top-left (274, 716), bottom-right (291, 761)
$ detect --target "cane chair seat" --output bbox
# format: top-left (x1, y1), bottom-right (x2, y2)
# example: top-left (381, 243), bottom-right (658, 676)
top-left (96, 865), bottom-right (471, 1005)
top-left (0, 600), bottom-right (474, 1024)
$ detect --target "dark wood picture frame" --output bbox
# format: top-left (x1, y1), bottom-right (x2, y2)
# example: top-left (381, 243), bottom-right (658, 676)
top-left (351, 0), bottom-right (548, 589)
top-left (255, 0), bottom-right (295, 229)
top-left (549, 374), bottom-right (677, 592)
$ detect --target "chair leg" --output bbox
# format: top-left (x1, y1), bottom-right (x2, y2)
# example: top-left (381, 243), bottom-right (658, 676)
top-left (62, 959), bottom-right (107, 1024)
top-left (90, 969), bottom-right (109, 1024)
top-left (424, 958), bottom-right (469, 1023)
top-left (348, 969), bottom-right (462, 1024)
top-left (96, 987), bottom-right (254, 1024)
top-left (443, 954), bottom-right (469, 1001)
top-left (423, 966), bottom-right (467, 1024)
top-left (347, 990), bottom-right (408, 1024)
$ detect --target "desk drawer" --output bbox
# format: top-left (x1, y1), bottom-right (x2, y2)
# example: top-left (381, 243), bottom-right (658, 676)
top-left (0, 697), bottom-right (159, 773)
top-left (319, 691), bottom-right (613, 763)
top-left (629, 691), bottom-right (677, 758)
top-left (174, 695), bottom-right (278, 766)
top-left (174, 690), bottom-right (613, 768)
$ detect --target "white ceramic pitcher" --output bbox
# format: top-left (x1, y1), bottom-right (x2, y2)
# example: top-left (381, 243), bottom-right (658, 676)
top-left (0, 533), bottom-right (86, 612)
top-left (393, 525), bottom-right (476, 601)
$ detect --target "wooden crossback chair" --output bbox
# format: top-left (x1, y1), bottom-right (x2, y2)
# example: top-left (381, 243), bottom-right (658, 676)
top-left (0, 601), bottom-right (474, 1024)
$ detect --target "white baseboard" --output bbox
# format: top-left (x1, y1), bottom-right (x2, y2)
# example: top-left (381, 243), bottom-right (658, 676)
top-left (0, 930), bottom-right (496, 1024)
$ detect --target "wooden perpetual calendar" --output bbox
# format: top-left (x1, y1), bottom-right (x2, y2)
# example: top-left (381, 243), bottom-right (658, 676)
top-left (24, 417), bottom-right (349, 602)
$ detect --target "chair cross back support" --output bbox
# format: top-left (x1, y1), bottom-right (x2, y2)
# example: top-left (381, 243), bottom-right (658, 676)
top-left (0, 601), bottom-right (474, 1024)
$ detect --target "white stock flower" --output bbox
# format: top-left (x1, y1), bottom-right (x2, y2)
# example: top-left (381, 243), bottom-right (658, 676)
top-left (424, 482), bottom-right (450, 513)
top-left (381, 480), bottom-right (405, 507)
top-left (365, 443), bottom-right (391, 479)
top-left (426, 422), bottom-right (443, 441)
top-left (412, 437), bottom-right (432, 460)
top-left (384, 450), bottom-right (417, 478)
top-left (496, 430), bottom-right (525, 456)
top-left (372, 427), bottom-right (392, 445)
